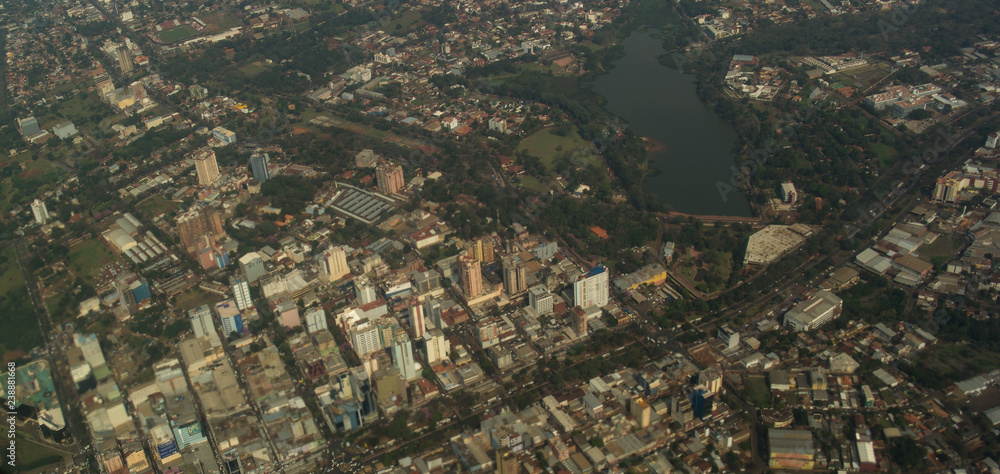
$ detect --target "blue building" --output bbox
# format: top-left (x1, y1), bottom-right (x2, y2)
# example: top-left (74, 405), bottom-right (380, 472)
top-left (130, 281), bottom-right (151, 304)
top-left (250, 153), bottom-right (270, 182)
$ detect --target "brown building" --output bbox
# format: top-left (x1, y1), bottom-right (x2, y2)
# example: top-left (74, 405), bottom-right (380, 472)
top-left (502, 256), bottom-right (527, 297)
top-left (177, 205), bottom-right (224, 253)
top-left (376, 163), bottom-right (404, 195)
top-left (458, 255), bottom-right (482, 298)
top-left (193, 149), bottom-right (220, 185)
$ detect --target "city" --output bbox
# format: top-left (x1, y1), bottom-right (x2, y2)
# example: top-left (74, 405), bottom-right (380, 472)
top-left (2, 0), bottom-right (1000, 472)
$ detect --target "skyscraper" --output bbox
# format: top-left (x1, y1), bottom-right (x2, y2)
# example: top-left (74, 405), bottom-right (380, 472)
top-left (30, 199), bottom-right (49, 224)
top-left (192, 149), bottom-right (220, 186)
top-left (249, 153), bottom-right (270, 182)
top-left (230, 277), bottom-right (253, 311)
top-left (391, 328), bottom-right (417, 381)
top-left (474, 238), bottom-right (494, 263)
top-left (116, 45), bottom-right (133, 74)
top-left (571, 306), bottom-right (587, 337)
top-left (215, 300), bottom-right (244, 337)
top-left (354, 276), bottom-right (378, 305)
top-left (408, 297), bottom-right (425, 339)
top-left (458, 255), bottom-right (482, 299)
top-left (239, 252), bottom-right (266, 283)
top-left (423, 328), bottom-right (450, 366)
top-left (573, 265), bottom-right (609, 309)
top-left (502, 257), bottom-right (527, 297)
top-left (176, 205), bottom-right (224, 252)
top-left (319, 246), bottom-right (349, 283)
top-left (376, 164), bottom-right (404, 195)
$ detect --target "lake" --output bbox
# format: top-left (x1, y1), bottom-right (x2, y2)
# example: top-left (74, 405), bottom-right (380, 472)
top-left (591, 29), bottom-right (753, 217)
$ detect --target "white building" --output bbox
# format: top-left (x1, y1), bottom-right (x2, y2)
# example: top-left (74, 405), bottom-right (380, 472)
top-left (350, 320), bottom-right (382, 356)
top-left (423, 328), bottom-right (450, 365)
top-left (528, 286), bottom-right (553, 315)
top-left (319, 246), bottom-right (350, 283)
top-left (304, 307), bottom-right (328, 334)
top-left (31, 199), bottom-right (50, 224)
top-left (230, 277), bottom-right (253, 311)
top-left (573, 266), bottom-right (609, 309)
top-left (354, 276), bottom-right (378, 305)
top-left (784, 290), bottom-right (843, 332)
top-left (239, 252), bottom-right (266, 283)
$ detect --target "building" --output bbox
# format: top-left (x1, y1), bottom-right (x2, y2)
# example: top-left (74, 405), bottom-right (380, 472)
top-left (528, 286), bottom-right (553, 315)
top-left (571, 306), bottom-right (588, 337)
top-left (632, 397), bottom-right (651, 429)
top-left (176, 205), bottom-right (224, 252)
top-left (424, 328), bottom-right (450, 365)
top-left (783, 290), bottom-right (843, 332)
top-left (768, 429), bottom-right (815, 469)
top-left (212, 126), bottom-right (236, 146)
top-left (781, 182), bottom-right (797, 204)
top-left (192, 149), bottom-right (220, 186)
top-left (304, 307), bottom-right (327, 334)
top-left (354, 276), bottom-right (379, 305)
top-left (17, 116), bottom-right (40, 137)
top-left (717, 324), bottom-right (740, 350)
top-left (249, 153), bottom-right (270, 182)
top-left (215, 300), bottom-right (244, 338)
top-left (355, 149), bottom-right (378, 168)
top-left (391, 329), bottom-right (417, 381)
top-left (117, 45), bottom-right (133, 73)
top-left (474, 238), bottom-right (494, 263)
top-left (230, 277), bottom-right (253, 311)
top-left (573, 266), bottom-right (609, 309)
top-left (319, 246), bottom-right (350, 283)
top-left (52, 121), bottom-right (78, 139)
top-left (408, 297), bottom-right (425, 338)
top-left (502, 257), bottom-right (528, 297)
top-left (458, 255), bottom-right (483, 299)
top-left (30, 199), bottom-right (50, 224)
top-left (376, 164), bottom-right (404, 195)
top-left (477, 318), bottom-right (499, 348)
top-left (239, 252), bottom-right (266, 283)
top-left (276, 301), bottom-right (300, 329)
top-left (350, 321), bottom-right (382, 357)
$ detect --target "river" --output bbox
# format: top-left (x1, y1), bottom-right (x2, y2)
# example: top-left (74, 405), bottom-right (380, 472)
top-left (591, 29), bottom-right (753, 217)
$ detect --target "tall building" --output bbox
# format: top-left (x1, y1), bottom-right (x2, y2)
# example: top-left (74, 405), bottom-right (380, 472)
top-left (116, 45), bottom-right (133, 73)
top-left (350, 321), bottom-right (382, 357)
top-left (423, 328), bottom-right (450, 365)
top-left (477, 318), bottom-right (499, 348)
top-left (391, 329), bottom-right (417, 381)
top-left (239, 252), bottom-right (266, 283)
top-left (214, 300), bottom-right (244, 337)
top-left (319, 246), bottom-right (349, 283)
top-left (30, 199), bottom-right (49, 224)
top-left (631, 396), bottom-right (651, 429)
top-left (571, 306), bottom-right (587, 337)
top-left (230, 277), bottom-right (253, 311)
top-left (502, 257), bottom-right (527, 297)
top-left (573, 266), bottom-right (609, 309)
top-left (423, 297), bottom-right (443, 329)
top-left (458, 255), bottom-right (482, 299)
top-left (376, 164), bottom-right (404, 195)
top-left (781, 182), bottom-right (798, 204)
top-left (408, 297), bottom-right (425, 339)
top-left (249, 153), bottom-right (270, 182)
top-left (192, 149), bottom-right (220, 186)
top-left (528, 286), bottom-right (553, 315)
top-left (176, 205), bottom-right (224, 252)
top-left (189, 305), bottom-right (221, 347)
top-left (473, 238), bottom-right (494, 263)
top-left (354, 276), bottom-right (378, 305)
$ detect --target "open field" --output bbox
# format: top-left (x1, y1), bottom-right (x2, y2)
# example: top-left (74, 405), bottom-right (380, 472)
top-left (0, 246), bottom-right (24, 295)
top-left (518, 175), bottom-right (548, 193)
top-left (239, 61), bottom-right (270, 77)
top-left (384, 10), bottom-right (422, 33)
top-left (516, 126), bottom-right (596, 172)
top-left (159, 25), bottom-right (199, 43)
top-left (745, 375), bottom-right (771, 407)
top-left (135, 194), bottom-right (177, 219)
top-left (173, 288), bottom-right (223, 312)
top-left (67, 239), bottom-right (115, 282)
top-left (918, 235), bottom-right (966, 259)
top-left (905, 344), bottom-right (1000, 389)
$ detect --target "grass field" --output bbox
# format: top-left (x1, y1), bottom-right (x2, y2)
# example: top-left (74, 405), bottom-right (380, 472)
top-left (239, 62), bottom-right (269, 77)
top-left (518, 175), bottom-right (548, 192)
top-left (16, 434), bottom-right (69, 471)
top-left (159, 25), bottom-right (199, 43)
top-left (745, 375), bottom-right (771, 407)
top-left (136, 195), bottom-right (177, 220)
top-left (67, 239), bottom-right (115, 282)
top-left (0, 246), bottom-right (24, 295)
top-left (918, 235), bottom-right (966, 259)
top-left (384, 10), bottom-right (421, 33)
top-left (910, 344), bottom-right (1000, 387)
top-left (871, 143), bottom-right (897, 168)
top-left (174, 288), bottom-right (223, 312)
top-left (516, 127), bottom-right (596, 173)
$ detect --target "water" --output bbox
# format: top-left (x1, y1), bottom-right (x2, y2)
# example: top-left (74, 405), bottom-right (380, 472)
top-left (591, 29), bottom-right (753, 217)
